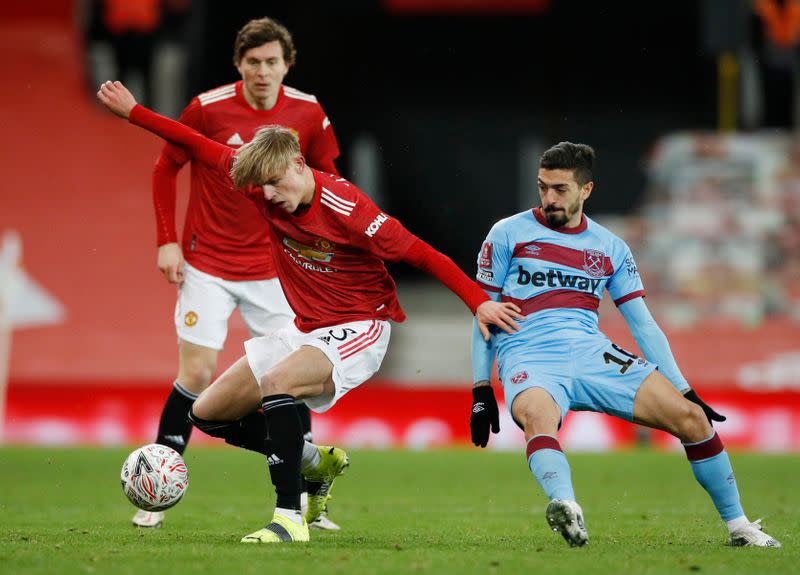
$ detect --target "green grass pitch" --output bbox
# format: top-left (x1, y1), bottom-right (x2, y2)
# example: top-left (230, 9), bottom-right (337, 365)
top-left (1, 447), bottom-right (796, 574)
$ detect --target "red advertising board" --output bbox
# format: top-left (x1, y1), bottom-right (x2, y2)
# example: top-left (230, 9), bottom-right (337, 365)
top-left (5, 380), bottom-right (800, 451)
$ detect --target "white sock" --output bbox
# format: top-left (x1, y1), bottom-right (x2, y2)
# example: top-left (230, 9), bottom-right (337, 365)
top-left (300, 441), bottom-right (321, 473)
top-left (726, 515), bottom-right (750, 533)
top-left (275, 507), bottom-right (304, 525)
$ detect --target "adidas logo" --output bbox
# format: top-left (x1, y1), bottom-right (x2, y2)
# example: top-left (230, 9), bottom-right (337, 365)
top-left (163, 435), bottom-right (185, 446)
top-left (226, 132), bottom-right (244, 146)
top-left (267, 454), bottom-right (284, 466)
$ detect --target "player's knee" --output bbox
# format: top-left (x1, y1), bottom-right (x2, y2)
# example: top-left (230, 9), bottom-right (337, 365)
top-left (258, 370), bottom-right (294, 396)
top-left (189, 398), bottom-right (211, 422)
top-left (519, 405), bottom-right (560, 435)
top-left (674, 401), bottom-right (711, 442)
top-left (179, 359), bottom-right (216, 391)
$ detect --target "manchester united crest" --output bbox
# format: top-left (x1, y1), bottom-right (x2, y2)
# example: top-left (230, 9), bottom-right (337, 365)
top-left (314, 238), bottom-right (335, 252)
top-left (184, 311), bottom-right (198, 327)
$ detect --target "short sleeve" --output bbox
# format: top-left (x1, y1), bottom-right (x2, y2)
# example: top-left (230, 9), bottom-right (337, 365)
top-left (606, 241), bottom-right (645, 306)
top-left (475, 221), bottom-right (511, 293)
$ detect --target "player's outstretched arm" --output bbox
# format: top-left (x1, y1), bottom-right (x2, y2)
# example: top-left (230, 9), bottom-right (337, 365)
top-left (618, 296), bottom-right (725, 423)
top-left (96, 81), bottom-right (232, 173)
top-left (402, 239), bottom-right (523, 338)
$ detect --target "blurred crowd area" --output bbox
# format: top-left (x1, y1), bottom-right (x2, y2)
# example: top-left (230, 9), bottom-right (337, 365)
top-left (599, 132), bottom-right (800, 328)
top-left (80, 0), bottom-right (190, 118)
top-left (75, 0), bottom-right (800, 332)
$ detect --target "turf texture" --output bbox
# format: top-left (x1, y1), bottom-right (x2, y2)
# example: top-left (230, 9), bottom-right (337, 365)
top-left (1, 447), bottom-right (796, 574)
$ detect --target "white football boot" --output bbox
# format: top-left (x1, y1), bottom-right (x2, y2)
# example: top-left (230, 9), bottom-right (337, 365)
top-left (546, 499), bottom-right (588, 547)
top-left (132, 509), bottom-right (165, 528)
top-left (729, 519), bottom-right (781, 548)
top-left (309, 510), bottom-right (341, 531)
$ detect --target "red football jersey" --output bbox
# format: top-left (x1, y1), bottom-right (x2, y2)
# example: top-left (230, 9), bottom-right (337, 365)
top-left (131, 105), bottom-right (491, 332)
top-left (152, 81), bottom-right (340, 280)
top-left (241, 170), bottom-right (418, 331)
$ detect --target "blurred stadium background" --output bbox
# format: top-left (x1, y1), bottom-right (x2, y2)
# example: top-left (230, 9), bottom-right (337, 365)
top-left (1, 0), bottom-right (799, 453)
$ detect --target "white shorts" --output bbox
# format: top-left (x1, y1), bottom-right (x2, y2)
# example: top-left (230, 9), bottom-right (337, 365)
top-left (175, 263), bottom-right (294, 350)
top-left (244, 319), bottom-right (391, 413)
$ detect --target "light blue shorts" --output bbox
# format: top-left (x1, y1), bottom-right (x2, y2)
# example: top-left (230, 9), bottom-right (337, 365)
top-left (499, 333), bottom-right (657, 425)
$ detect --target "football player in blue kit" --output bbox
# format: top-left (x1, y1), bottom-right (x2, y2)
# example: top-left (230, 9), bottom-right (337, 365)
top-left (469, 142), bottom-right (781, 549)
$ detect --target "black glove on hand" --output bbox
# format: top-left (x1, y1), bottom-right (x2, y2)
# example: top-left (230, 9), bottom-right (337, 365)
top-left (470, 385), bottom-right (500, 447)
top-left (684, 389), bottom-right (726, 424)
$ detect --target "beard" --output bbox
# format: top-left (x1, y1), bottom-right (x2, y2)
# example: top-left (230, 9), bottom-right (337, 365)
top-left (543, 205), bottom-right (571, 227)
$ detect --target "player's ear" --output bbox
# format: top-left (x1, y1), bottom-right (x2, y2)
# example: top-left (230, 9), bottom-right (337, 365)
top-left (294, 154), bottom-right (306, 172)
top-left (582, 181), bottom-right (594, 200)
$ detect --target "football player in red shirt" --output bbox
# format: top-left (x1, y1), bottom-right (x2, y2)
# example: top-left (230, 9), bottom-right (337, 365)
top-left (98, 79), bottom-right (524, 543)
top-left (142, 18), bottom-right (340, 530)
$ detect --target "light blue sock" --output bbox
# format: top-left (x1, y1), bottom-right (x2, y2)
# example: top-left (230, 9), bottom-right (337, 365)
top-left (527, 435), bottom-right (575, 501)
top-left (684, 433), bottom-right (744, 521)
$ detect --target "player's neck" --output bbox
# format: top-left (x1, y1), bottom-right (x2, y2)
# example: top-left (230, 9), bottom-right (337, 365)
top-left (563, 211), bottom-right (583, 228)
top-left (242, 86), bottom-right (279, 111)
top-left (298, 168), bottom-right (317, 207)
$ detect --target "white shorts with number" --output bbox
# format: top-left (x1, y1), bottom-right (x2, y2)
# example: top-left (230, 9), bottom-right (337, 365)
top-left (175, 263), bottom-right (294, 350)
top-left (244, 319), bottom-right (391, 413)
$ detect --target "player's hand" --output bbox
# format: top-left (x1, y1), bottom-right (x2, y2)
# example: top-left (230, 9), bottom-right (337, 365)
top-left (470, 383), bottom-right (500, 447)
top-left (158, 243), bottom-right (184, 284)
top-left (684, 389), bottom-right (726, 424)
top-left (96, 80), bottom-right (137, 119)
top-left (475, 300), bottom-right (524, 341)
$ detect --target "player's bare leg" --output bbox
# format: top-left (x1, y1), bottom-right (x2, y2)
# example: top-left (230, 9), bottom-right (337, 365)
top-left (238, 346), bottom-right (349, 542)
top-left (132, 341), bottom-right (219, 528)
top-left (512, 388), bottom-right (588, 547)
top-left (633, 371), bottom-right (781, 547)
top-left (158, 341), bottom-right (218, 449)
top-left (632, 370), bottom-right (711, 441)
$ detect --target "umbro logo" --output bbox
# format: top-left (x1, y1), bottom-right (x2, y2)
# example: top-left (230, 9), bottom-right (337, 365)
top-left (267, 454), bottom-right (284, 466)
top-left (472, 402), bottom-right (485, 414)
top-left (226, 132), bottom-right (244, 146)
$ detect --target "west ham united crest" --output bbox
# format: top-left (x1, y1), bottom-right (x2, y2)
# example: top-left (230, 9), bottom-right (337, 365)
top-left (582, 249), bottom-right (607, 278)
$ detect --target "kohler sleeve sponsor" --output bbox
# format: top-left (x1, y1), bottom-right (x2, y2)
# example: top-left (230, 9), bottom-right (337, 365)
top-left (365, 213), bottom-right (389, 237)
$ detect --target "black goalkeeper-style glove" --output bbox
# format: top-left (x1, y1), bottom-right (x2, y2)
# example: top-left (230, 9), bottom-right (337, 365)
top-left (684, 389), bottom-right (726, 424)
top-left (470, 385), bottom-right (500, 448)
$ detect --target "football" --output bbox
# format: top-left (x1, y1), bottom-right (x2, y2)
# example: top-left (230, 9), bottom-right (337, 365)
top-left (120, 443), bottom-right (189, 511)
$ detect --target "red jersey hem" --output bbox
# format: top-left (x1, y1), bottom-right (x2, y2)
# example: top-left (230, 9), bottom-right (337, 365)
top-left (185, 256), bottom-right (278, 282)
top-left (294, 311), bottom-right (404, 333)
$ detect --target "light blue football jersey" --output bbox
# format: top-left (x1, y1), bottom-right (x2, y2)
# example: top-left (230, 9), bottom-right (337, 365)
top-left (476, 207), bottom-right (644, 354)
